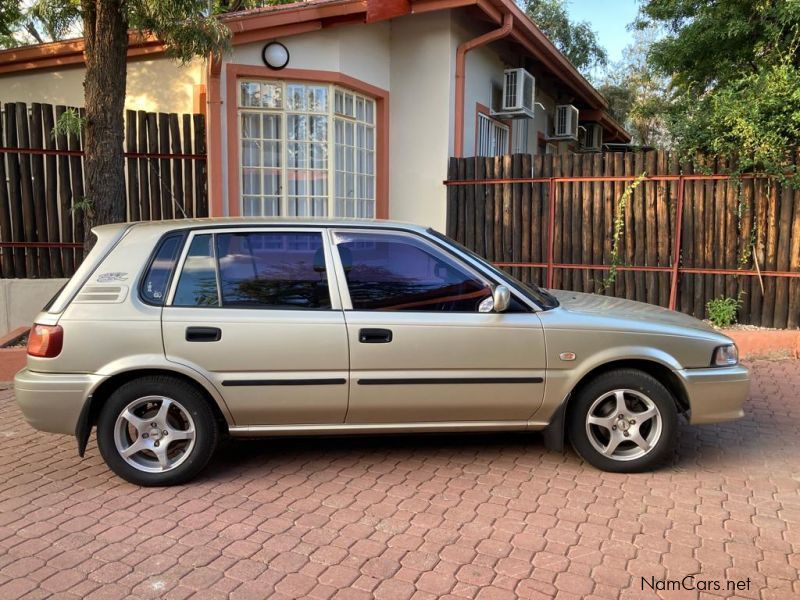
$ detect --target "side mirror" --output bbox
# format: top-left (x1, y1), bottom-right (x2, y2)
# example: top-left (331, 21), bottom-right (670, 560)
top-left (493, 285), bottom-right (511, 313)
top-left (479, 285), bottom-right (511, 313)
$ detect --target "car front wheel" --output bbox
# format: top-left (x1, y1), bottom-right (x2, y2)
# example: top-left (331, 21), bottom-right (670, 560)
top-left (96, 376), bottom-right (218, 486)
top-left (568, 369), bottom-right (678, 472)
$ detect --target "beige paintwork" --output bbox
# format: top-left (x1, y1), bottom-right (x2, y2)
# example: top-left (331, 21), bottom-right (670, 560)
top-left (0, 57), bottom-right (203, 114)
top-left (14, 218), bottom-right (749, 443)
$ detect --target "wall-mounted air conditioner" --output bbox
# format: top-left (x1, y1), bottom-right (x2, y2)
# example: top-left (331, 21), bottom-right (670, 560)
top-left (581, 123), bottom-right (603, 151)
top-left (492, 68), bottom-right (535, 119)
top-left (551, 104), bottom-right (579, 140)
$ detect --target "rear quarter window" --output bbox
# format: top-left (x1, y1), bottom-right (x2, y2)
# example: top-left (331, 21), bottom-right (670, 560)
top-left (140, 234), bottom-right (185, 305)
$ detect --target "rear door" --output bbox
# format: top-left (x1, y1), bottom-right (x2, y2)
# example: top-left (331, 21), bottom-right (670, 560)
top-left (162, 227), bottom-right (349, 426)
top-left (331, 229), bottom-right (546, 424)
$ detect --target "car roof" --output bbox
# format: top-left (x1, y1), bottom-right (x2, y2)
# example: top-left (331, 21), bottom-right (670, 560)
top-left (95, 217), bottom-right (432, 237)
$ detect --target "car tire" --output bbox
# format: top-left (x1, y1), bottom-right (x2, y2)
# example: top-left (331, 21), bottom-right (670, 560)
top-left (96, 375), bottom-right (218, 486)
top-left (568, 368), bottom-right (678, 473)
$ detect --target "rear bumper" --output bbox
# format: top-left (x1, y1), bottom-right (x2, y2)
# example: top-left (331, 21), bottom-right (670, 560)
top-left (677, 365), bottom-right (750, 425)
top-left (13, 368), bottom-right (101, 435)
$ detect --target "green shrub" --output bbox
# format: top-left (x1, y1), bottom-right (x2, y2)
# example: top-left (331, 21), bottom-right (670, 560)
top-left (706, 296), bottom-right (742, 328)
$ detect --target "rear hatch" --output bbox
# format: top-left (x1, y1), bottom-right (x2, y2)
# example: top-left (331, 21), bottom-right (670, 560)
top-left (34, 223), bottom-right (132, 326)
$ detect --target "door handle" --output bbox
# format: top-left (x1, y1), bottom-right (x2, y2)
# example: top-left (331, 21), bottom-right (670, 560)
top-left (359, 328), bottom-right (392, 343)
top-left (186, 327), bottom-right (222, 342)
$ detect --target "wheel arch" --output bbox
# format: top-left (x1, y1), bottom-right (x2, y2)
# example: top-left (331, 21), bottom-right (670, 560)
top-left (542, 358), bottom-right (689, 453)
top-left (77, 367), bottom-right (231, 457)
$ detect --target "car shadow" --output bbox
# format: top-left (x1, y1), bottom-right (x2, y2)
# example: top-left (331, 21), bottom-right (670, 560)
top-left (199, 387), bottom-right (792, 481)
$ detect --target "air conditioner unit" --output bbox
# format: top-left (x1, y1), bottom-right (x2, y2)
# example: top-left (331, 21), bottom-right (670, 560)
top-left (492, 68), bottom-right (535, 119)
top-left (582, 123), bottom-right (603, 151)
top-left (551, 104), bottom-right (579, 140)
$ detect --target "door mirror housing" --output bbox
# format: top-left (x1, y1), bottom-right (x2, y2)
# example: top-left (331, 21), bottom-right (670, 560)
top-left (493, 285), bottom-right (511, 313)
top-left (479, 285), bottom-right (511, 313)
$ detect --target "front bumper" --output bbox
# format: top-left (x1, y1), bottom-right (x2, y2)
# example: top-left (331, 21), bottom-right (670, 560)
top-left (14, 368), bottom-right (101, 435)
top-left (677, 364), bottom-right (750, 425)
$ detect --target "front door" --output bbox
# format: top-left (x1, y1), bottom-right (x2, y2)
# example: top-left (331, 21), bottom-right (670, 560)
top-left (162, 228), bottom-right (349, 426)
top-left (331, 229), bottom-right (546, 424)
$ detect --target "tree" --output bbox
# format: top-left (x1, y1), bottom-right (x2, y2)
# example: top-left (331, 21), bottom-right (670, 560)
top-left (0, 1), bottom-right (230, 246)
top-left (597, 28), bottom-right (671, 147)
top-left (78, 1), bottom-right (230, 246)
top-left (0, 0), bottom-right (81, 47)
top-left (0, 3), bottom-right (24, 48)
top-left (522, 0), bottom-right (608, 75)
top-left (636, 0), bottom-right (800, 173)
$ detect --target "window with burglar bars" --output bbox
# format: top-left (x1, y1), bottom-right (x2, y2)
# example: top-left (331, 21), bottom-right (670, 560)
top-left (476, 113), bottom-right (510, 157)
top-left (238, 80), bottom-right (376, 218)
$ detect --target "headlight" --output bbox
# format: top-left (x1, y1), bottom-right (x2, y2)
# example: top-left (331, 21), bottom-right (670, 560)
top-left (712, 344), bottom-right (738, 367)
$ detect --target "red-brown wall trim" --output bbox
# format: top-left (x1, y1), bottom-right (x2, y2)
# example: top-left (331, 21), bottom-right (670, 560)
top-left (474, 102), bottom-right (512, 156)
top-left (207, 56), bottom-right (225, 218)
top-left (224, 63), bottom-right (389, 219)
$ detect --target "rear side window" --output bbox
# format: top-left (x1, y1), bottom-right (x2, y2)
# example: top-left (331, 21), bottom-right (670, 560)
top-left (171, 231), bottom-right (330, 309)
top-left (173, 235), bottom-right (220, 307)
top-left (216, 232), bottom-right (330, 309)
top-left (140, 234), bottom-right (184, 305)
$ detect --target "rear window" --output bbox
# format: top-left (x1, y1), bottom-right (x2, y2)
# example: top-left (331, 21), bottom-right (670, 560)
top-left (140, 234), bottom-right (185, 305)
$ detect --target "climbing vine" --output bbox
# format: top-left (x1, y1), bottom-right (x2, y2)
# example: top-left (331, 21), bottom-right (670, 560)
top-left (601, 173), bottom-right (647, 291)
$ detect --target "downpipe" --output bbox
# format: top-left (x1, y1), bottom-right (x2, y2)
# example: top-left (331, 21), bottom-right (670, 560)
top-left (454, 12), bottom-right (514, 158)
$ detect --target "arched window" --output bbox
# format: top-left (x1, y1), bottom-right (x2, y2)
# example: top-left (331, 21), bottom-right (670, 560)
top-left (238, 80), bottom-right (376, 218)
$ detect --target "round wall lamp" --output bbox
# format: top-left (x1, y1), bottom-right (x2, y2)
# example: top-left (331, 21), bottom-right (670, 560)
top-left (262, 42), bottom-right (290, 70)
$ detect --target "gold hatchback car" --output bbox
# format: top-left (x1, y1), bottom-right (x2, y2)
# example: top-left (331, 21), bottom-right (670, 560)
top-left (15, 219), bottom-right (749, 485)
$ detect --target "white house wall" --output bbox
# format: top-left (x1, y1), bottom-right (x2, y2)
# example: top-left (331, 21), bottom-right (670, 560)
top-left (0, 57), bottom-right (203, 113)
top-left (388, 11), bottom-right (454, 230)
top-left (221, 13), bottom-right (454, 231)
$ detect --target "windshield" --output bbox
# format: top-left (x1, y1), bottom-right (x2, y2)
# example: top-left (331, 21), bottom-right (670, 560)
top-left (427, 229), bottom-right (560, 310)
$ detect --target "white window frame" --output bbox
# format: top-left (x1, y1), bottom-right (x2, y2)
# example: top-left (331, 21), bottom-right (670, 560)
top-left (476, 112), bottom-right (510, 157)
top-left (238, 80), bottom-right (376, 218)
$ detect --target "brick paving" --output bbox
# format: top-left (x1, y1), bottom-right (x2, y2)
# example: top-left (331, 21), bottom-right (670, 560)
top-left (0, 360), bottom-right (798, 599)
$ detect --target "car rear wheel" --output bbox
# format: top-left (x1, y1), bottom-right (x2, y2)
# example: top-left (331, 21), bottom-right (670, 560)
top-left (568, 369), bottom-right (678, 472)
top-left (97, 376), bottom-right (218, 486)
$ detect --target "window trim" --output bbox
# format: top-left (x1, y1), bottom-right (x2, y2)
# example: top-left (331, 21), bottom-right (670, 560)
top-left (225, 65), bottom-right (389, 220)
top-left (328, 228), bottom-right (496, 313)
top-left (165, 227), bottom-right (343, 311)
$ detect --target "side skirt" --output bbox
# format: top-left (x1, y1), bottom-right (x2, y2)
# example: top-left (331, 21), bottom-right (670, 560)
top-left (228, 420), bottom-right (538, 437)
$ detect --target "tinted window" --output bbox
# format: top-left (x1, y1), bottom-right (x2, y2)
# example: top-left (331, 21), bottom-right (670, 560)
top-left (141, 235), bottom-right (184, 305)
top-left (173, 235), bottom-right (219, 307)
top-left (216, 232), bottom-right (330, 309)
top-left (335, 232), bottom-right (491, 311)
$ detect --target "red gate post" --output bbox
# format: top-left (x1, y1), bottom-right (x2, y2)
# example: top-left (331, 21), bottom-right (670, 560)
top-left (668, 175), bottom-right (686, 310)
top-left (546, 177), bottom-right (556, 288)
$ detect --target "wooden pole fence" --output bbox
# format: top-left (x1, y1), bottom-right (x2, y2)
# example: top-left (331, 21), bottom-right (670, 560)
top-left (445, 151), bottom-right (800, 328)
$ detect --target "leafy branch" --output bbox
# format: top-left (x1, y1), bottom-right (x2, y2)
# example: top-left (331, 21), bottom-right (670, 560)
top-left (52, 107), bottom-right (84, 139)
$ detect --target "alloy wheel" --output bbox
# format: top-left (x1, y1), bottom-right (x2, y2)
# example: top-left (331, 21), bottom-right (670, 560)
top-left (584, 389), bottom-right (662, 461)
top-left (113, 395), bottom-right (196, 473)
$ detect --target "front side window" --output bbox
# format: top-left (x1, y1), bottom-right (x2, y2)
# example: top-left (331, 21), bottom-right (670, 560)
top-left (334, 231), bottom-right (492, 312)
top-left (239, 80), bottom-right (376, 218)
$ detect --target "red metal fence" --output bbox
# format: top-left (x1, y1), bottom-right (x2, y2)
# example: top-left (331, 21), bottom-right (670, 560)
top-left (0, 102), bottom-right (208, 279)
top-left (445, 152), bottom-right (800, 329)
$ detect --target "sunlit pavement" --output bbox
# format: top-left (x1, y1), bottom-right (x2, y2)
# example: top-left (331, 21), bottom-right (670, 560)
top-left (0, 360), bottom-right (798, 599)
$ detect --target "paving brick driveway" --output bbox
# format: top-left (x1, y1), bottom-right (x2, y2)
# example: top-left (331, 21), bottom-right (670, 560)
top-left (0, 360), bottom-right (798, 600)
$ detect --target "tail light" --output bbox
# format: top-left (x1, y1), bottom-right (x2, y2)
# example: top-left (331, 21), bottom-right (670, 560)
top-left (27, 324), bottom-right (64, 358)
